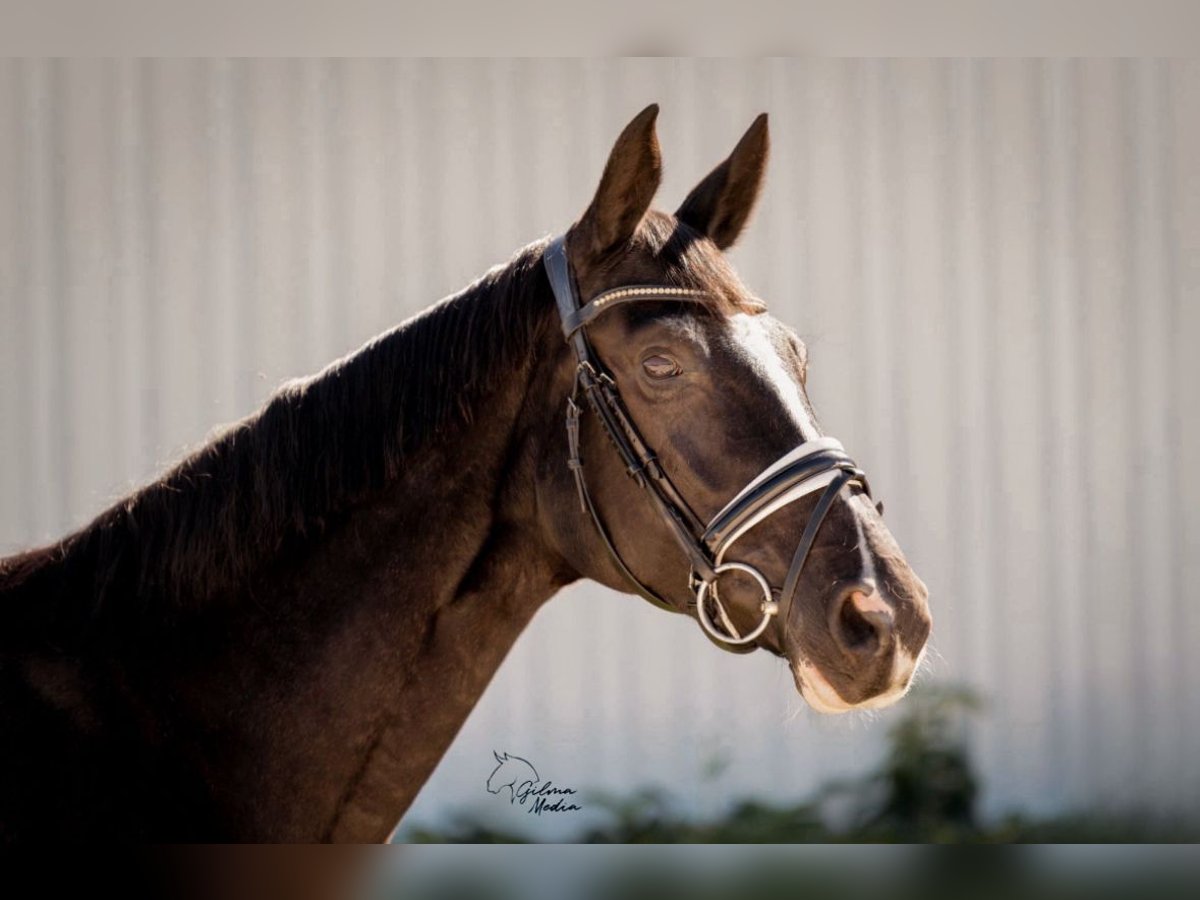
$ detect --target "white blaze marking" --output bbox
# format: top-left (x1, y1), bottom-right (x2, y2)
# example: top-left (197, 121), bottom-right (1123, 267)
top-left (729, 314), bottom-right (822, 443)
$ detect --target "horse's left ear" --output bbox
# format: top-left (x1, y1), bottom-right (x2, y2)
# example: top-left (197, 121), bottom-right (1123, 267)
top-left (675, 113), bottom-right (770, 250)
top-left (573, 104), bottom-right (663, 261)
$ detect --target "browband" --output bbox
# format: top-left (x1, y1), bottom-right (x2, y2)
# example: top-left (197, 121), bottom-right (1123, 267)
top-left (544, 238), bottom-right (710, 346)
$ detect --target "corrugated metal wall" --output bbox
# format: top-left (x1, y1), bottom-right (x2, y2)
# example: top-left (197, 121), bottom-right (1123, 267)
top-left (1, 59), bottom-right (1197, 837)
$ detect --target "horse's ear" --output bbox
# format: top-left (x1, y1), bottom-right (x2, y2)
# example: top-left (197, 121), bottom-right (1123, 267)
top-left (573, 104), bottom-right (662, 260)
top-left (675, 113), bottom-right (770, 250)
top-left (494, 751), bottom-right (505, 763)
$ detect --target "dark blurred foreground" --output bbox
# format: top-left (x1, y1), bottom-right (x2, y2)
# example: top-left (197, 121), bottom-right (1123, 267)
top-left (15, 842), bottom-right (1199, 900)
top-left (7, 686), bottom-right (1196, 900)
top-left (367, 846), bottom-right (1200, 900)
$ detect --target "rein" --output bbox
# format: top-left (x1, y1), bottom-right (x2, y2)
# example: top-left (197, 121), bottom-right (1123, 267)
top-left (543, 235), bottom-right (872, 652)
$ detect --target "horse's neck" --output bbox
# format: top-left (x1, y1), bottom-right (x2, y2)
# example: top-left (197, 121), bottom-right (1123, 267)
top-left (320, 524), bottom-right (568, 841)
top-left (263, 358), bottom-right (569, 841)
top-left (233, 383), bottom-right (565, 841)
top-left (3, 247), bottom-right (577, 841)
top-left (185, 277), bottom-right (570, 840)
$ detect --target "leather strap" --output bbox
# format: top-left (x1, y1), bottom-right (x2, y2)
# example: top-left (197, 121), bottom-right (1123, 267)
top-left (546, 235), bottom-right (717, 612)
top-left (543, 237), bottom-right (589, 360)
top-left (703, 447), bottom-right (862, 555)
top-left (778, 469), bottom-right (861, 631)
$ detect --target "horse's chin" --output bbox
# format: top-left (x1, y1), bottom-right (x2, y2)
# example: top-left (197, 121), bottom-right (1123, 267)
top-left (791, 661), bottom-right (855, 714)
top-left (790, 659), bottom-right (912, 715)
top-left (792, 653), bottom-right (925, 714)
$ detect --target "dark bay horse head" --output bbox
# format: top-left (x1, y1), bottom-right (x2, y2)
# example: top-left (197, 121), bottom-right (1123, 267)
top-left (534, 106), bottom-right (932, 712)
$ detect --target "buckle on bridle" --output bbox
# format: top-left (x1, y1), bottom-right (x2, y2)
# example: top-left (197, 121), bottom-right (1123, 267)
top-left (565, 394), bottom-right (587, 514)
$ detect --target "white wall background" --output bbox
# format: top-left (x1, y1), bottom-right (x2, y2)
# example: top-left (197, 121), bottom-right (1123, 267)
top-left (1, 59), bottom-right (1197, 839)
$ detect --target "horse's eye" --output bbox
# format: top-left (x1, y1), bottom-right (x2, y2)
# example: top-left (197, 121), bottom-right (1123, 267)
top-left (642, 355), bottom-right (682, 379)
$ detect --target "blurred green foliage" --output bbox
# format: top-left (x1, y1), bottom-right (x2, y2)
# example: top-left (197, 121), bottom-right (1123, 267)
top-left (402, 684), bottom-right (1198, 844)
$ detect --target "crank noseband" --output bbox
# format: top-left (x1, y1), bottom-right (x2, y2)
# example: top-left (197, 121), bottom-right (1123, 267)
top-left (543, 235), bottom-right (873, 652)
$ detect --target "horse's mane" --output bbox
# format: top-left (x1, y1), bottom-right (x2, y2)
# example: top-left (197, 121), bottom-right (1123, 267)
top-left (0, 240), bottom-right (556, 627)
top-left (0, 213), bottom-right (758, 632)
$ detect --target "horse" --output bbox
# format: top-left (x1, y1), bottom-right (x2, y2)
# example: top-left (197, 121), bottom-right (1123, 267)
top-left (0, 104), bottom-right (932, 842)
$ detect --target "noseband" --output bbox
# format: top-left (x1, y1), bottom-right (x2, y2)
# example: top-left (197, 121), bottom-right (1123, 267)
top-left (543, 236), bottom-right (872, 652)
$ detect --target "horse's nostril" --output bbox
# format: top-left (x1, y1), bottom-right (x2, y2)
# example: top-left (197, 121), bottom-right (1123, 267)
top-left (831, 585), bottom-right (893, 659)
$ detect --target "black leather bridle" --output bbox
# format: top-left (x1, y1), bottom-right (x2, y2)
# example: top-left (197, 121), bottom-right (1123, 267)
top-left (543, 235), bottom-right (872, 653)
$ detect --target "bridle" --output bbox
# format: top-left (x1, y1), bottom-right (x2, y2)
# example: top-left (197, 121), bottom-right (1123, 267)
top-left (543, 235), bottom-right (873, 653)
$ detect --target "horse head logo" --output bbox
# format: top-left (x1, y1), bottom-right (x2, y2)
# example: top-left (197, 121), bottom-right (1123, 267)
top-left (486, 751), bottom-right (539, 803)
